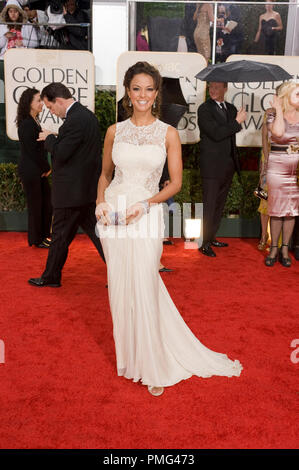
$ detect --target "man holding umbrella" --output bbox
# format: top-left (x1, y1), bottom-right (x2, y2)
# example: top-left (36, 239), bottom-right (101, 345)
top-left (196, 60), bottom-right (292, 257)
top-left (197, 82), bottom-right (246, 257)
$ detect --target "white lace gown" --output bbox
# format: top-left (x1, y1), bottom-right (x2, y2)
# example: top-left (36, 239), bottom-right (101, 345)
top-left (97, 119), bottom-right (242, 387)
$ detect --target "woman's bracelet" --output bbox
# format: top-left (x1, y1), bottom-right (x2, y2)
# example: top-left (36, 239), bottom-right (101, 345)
top-left (139, 200), bottom-right (150, 214)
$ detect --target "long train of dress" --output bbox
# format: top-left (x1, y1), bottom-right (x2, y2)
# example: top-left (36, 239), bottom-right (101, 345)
top-left (97, 119), bottom-right (242, 387)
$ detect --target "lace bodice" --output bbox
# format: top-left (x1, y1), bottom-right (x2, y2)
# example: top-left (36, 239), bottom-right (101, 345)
top-left (105, 119), bottom-right (169, 209)
top-left (114, 118), bottom-right (168, 149)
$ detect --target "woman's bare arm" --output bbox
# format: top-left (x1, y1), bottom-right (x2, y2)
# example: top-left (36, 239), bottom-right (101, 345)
top-left (147, 126), bottom-right (182, 206)
top-left (268, 96), bottom-right (285, 138)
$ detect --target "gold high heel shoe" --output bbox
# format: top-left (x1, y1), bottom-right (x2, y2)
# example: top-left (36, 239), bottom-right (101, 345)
top-left (148, 386), bottom-right (164, 397)
top-left (258, 233), bottom-right (269, 251)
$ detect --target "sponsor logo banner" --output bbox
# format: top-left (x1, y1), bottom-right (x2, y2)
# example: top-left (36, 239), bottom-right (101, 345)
top-left (226, 55), bottom-right (299, 147)
top-left (117, 52), bottom-right (207, 144)
top-left (4, 49), bottom-right (95, 140)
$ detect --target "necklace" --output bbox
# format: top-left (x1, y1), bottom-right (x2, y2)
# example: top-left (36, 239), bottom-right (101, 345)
top-left (31, 115), bottom-right (40, 127)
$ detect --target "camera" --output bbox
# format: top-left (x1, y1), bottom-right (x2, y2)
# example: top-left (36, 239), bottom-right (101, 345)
top-left (48, 0), bottom-right (64, 15)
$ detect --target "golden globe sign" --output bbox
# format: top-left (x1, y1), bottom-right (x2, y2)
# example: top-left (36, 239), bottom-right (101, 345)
top-left (225, 55), bottom-right (299, 147)
top-left (4, 49), bottom-right (95, 140)
top-left (117, 52), bottom-right (207, 144)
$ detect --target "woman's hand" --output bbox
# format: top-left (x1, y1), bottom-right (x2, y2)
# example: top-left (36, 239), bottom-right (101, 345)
top-left (95, 201), bottom-right (113, 225)
top-left (269, 95), bottom-right (283, 112)
top-left (37, 129), bottom-right (54, 141)
top-left (5, 32), bottom-right (16, 39)
top-left (236, 107), bottom-right (247, 124)
top-left (125, 202), bottom-right (147, 225)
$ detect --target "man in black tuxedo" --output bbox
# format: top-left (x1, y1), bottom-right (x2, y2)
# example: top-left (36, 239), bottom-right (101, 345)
top-left (197, 82), bottom-right (246, 257)
top-left (28, 82), bottom-right (105, 287)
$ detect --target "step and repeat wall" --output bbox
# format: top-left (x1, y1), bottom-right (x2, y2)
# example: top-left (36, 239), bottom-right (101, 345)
top-left (1, 1), bottom-right (299, 163)
top-left (4, 49), bottom-right (95, 141)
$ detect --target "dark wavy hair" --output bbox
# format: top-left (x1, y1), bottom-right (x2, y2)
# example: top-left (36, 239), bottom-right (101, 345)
top-left (122, 61), bottom-right (162, 119)
top-left (41, 82), bottom-right (72, 102)
top-left (16, 88), bottom-right (39, 128)
top-left (4, 7), bottom-right (24, 31)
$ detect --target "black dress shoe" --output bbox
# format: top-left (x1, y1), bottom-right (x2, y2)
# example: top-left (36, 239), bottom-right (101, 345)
top-left (211, 239), bottom-right (229, 247)
top-left (35, 241), bottom-right (50, 248)
top-left (278, 244), bottom-right (291, 267)
top-left (265, 245), bottom-right (278, 267)
top-left (199, 244), bottom-right (216, 257)
top-left (159, 267), bottom-right (174, 272)
top-left (28, 277), bottom-right (61, 287)
top-left (163, 240), bottom-right (174, 245)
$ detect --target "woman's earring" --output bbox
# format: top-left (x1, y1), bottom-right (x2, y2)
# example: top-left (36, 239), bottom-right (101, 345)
top-left (153, 100), bottom-right (156, 110)
top-left (128, 98), bottom-right (132, 107)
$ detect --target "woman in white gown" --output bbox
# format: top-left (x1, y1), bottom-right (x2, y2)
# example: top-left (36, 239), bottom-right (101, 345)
top-left (95, 61), bottom-right (242, 397)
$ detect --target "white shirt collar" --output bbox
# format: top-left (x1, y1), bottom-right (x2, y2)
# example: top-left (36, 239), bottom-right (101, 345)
top-left (215, 100), bottom-right (226, 109)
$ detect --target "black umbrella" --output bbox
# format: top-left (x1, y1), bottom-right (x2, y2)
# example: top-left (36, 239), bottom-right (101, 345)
top-left (160, 77), bottom-right (188, 128)
top-left (195, 60), bottom-right (292, 83)
top-left (159, 77), bottom-right (188, 187)
top-left (195, 60), bottom-right (292, 106)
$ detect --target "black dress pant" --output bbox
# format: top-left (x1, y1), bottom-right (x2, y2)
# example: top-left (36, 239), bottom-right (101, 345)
top-left (20, 175), bottom-right (52, 246)
top-left (201, 162), bottom-right (235, 244)
top-left (42, 202), bottom-right (105, 283)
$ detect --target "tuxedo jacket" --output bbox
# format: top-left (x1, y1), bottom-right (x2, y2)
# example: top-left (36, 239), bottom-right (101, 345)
top-left (44, 102), bottom-right (102, 209)
top-left (197, 98), bottom-right (242, 178)
top-left (18, 117), bottom-right (50, 181)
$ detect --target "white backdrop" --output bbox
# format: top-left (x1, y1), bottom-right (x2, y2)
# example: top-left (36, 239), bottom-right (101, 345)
top-left (117, 51), bottom-right (207, 144)
top-left (92, 1), bottom-right (128, 86)
top-left (4, 49), bottom-right (95, 140)
top-left (226, 55), bottom-right (299, 147)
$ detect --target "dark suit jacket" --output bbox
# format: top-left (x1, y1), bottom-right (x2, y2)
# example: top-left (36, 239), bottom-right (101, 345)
top-left (18, 117), bottom-right (50, 181)
top-left (197, 98), bottom-right (242, 178)
top-left (44, 102), bottom-right (102, 209)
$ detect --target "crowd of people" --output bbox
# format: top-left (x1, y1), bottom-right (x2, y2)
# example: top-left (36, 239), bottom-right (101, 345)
top-left (0, 0), bottom-right (90, 57)
top-left (137, 1), bottom-right (285, 60)
top-left (0, 1), bottom-right (287, 60)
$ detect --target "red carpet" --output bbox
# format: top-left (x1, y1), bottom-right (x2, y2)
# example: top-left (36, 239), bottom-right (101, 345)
top-left (0, 232), bottom-right (298, 449)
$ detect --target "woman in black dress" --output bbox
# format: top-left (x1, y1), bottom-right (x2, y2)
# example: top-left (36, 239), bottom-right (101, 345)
top-left (16, 88), bottom-right (52, 248)
top-left (254, 0), bottom-right (283, 55)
